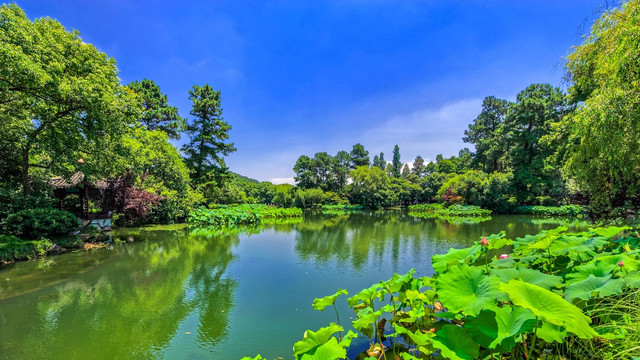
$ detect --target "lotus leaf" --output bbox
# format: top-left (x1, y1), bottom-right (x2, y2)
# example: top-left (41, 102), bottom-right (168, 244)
top-left (491, 267), bottom-right (562, 290)
top-left (498, 279), bottom-right (597, 339)
top-left (432, 245), bottom-right (482, 274)
top-left (436, 265), bottom-right (501, 316)
top-left (433, 324), bottom-right (480, 360)
top-left (312, 289), bottom-right (348, 311)
top-left (563, 274), bottom-right (625, 301)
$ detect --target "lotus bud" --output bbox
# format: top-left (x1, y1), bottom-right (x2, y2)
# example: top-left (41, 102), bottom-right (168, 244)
top-left (480, 237), bottom-right (488, 246)
top-left (618, 260), bottom-right (625, 267)
top-left (498, 254), bottom-right (510, 259)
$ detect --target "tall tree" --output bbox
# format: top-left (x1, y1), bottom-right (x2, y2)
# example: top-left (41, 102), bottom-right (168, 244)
top-left (377, 152), bottom-right (386, 170)
top-left (182, 84), bottom-right (236, 183)
top-left (350, 143), bottom-right (370, 168)
top-left (565, 0), bottom-right (640, 212)
top-left (391, 145), bottom-right (402, 178)
top-left (372, 154), bottom-right (381, 169)
top-left (401, 164), bottom-right (410, 178)
top-left (412, 155), bottom-right (426, 178)
top-left (0, 4), bottom-right (139, 195)
top-left (504, 84), bottom-right (568, 203)
top-left (332, 150), bottom-right (351, 191)
top-left (293, 155), bottom-right (316, 189)
top-left (128, 79), bottom-right (185, 139)
top-left (463, 96), bottom-right (510, 173)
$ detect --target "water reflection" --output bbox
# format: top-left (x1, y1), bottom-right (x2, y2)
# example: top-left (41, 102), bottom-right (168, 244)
top-left (0, 227), bottom-right (238, 360)
top-left (0, 213), bottom-right (587, 359)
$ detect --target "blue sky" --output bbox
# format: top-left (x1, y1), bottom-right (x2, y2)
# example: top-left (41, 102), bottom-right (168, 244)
top-left (19, 1), bottom-right (606, 183)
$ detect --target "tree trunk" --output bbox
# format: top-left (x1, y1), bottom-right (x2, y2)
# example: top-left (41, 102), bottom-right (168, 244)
top-left (21, 147), bottom-right (30, 196)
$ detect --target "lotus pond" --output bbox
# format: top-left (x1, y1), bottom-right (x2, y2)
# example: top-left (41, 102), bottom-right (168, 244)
top-left (0, 211), bottom-right (586, 359)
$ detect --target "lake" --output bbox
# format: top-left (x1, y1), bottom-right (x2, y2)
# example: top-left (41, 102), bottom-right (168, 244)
top-left (0, 211), bottom-right (583, 359)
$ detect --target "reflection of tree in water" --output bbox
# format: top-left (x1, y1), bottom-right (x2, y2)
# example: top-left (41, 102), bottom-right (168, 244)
top-left (0, 227), bottom-right (238, 360)
top-left (295, 211), bottom-right (459, 270)
top-left (294, 212), bottom-right (577, 272)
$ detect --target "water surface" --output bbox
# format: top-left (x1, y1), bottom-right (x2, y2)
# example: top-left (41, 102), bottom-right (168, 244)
top-left (0, 212), bottom-right (583, 359)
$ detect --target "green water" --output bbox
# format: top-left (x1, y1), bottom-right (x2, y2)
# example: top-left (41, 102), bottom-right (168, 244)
top-left (0, 212), bottom-right (584, 359)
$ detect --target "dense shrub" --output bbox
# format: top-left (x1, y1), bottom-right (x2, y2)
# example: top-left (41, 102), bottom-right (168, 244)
top-left (4, 208), bottom-right (78, 239)
top-left (515, 205), bottom-right (586, 217)
top-left (0, 235), bottom-right (52, 262)
top-left (188, 204), bottom-right (302, 226)
top-left (0, 189), bottom-right (55, 221)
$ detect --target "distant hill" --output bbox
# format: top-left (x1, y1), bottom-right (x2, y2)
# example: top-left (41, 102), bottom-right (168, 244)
top-left (230, 172), bottom-right (260, 184)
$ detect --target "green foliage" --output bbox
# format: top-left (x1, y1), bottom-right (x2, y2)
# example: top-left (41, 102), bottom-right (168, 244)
top-left (409, 204), bottom-right (492, 224)
top-left (182, 84), bottom-right (236, 184)
top-left (188, 204), bottom-right (302, 227)
top-left (4, 208), bottom-right (78, 239)
top-left (515, 205), bottom-right (587, 218)
top-left (0, 188), bottom-right (54, 221)
top-left (0, 235), bottom-right (52, 262)
top-left (281, 225), bottom-right (640, 359)
top-left (348, 165), bottom-right (391, 209)
top-left (127, 79), bottom-right (185, 139)
top-left (564, 0), bottom-right (640, 215)
top-left (0, 4), bottom-right (139, 195)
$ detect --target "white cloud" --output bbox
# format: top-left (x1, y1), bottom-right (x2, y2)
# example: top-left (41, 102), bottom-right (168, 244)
top-left (359, 98), bottom-right (482, 160)
top-left (270, 177), bottom-right (296, 185)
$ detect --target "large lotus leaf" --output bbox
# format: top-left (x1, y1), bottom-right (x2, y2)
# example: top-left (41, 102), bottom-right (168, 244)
top-left (527, 233), bottom-right (560, 251)
top-left (563, 274), bottom-right (625, 301)
top-left (592, 253), bottom-right (640, 272)
top-left (436, 265), bottom-right (500, 316)
top-left (312, 289), bottom-right (348, 311)
top-left (490, 256), bottom-right (516, 269)
top-left (352, 307), bottom-right (381, 337)
top-left (565, 261), bottom-right (615, 283)
top-left (400, 354), bottom-right (422, 360)
top-left (464, 307), bottom-right (536, 351)
top-left (293, 323), bottom-right (345, 359)
top-left (624, 271), bottom-right (640, 288)
top-left (432, 245), bottom-right (482, 274)
top-left (433, 324), bottom-right (480, 360)
top-left (347, 282), bottom-right (382, 307)
top-left (299, 337), bottom-right (345, 360)
top-left (393, 322), bottom-right (434, 347)
top-left (536, 322), bottom-right (567, 343)
top-left (591, 226), bottom-right (630, 238)
top-left (491, 267), bottom-right (562, 290)
top-left (383, 268), bottom-right (416, 293)
top-left (549, 236), bottom-right (594, 258)
top-left (498, 280), bottom-right (597, 339)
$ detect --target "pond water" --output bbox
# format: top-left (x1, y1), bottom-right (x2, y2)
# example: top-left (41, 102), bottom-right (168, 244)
top-left (0, 211), bottom-right (584, 359)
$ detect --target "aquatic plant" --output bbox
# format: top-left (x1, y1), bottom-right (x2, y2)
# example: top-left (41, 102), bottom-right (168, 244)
top-left (187, 204), bottom-right (302, 226)
top-left (247, 225), bottom-right (640, 359)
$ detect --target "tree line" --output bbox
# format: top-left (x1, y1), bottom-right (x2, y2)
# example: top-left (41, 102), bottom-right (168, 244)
top-left (0, 4), bottom-right (247, 224)
top-left (288, 0), bottom-right (640, 216)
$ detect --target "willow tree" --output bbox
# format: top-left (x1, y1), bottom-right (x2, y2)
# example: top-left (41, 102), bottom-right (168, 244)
top-left (0, 4), bottom-right (138, 195)
top-left (565, 0), bottom-right (640, 213)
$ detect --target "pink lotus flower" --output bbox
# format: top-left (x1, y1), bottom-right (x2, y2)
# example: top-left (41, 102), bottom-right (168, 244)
top-left (480, 237), bottom-right (489, 246)
top-left (498, 254), bottom-right (510, 259)
top-left (618, 260), bottom-right (625, 267)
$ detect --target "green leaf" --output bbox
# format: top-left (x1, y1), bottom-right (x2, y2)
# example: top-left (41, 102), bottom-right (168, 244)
top-left (293, 323), bottom-right (345, 359)
top-left (464, 307), bottom-right (536, 351)
top-left (383, 269), bottom-right (416, 293)
top-left (312, 289), bottom-right (348, 311)
top-left (299, 337), bottom-right (346, 360)
top-left (393, 322), bottom-right (434, 347)
top-left (591, 226), bottom-right (630, 238)
top-left (436, 265), bottom-right (501, 316)
top-left (433, 324), bottom-right (480, 360)
top-left (491, 267), bottom-right (562, 290)
top-left (498, 279), bottom-right (597, 339)
top-left (432, 245), bottom-right (482, 274)
top-left (563, 274), bottom-right (625, 301)
top-left (536, 322), bottom-right (567, 343)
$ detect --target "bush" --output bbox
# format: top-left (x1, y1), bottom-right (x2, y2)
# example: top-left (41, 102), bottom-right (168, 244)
top-left (0, 188), bottom-right (55, 221)
top-left (515, 205), bottom-right (586, 217)
top-left (4, 208), bottom-right (78, 239)
top-left (0, 235), bottom-right (52, 262)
